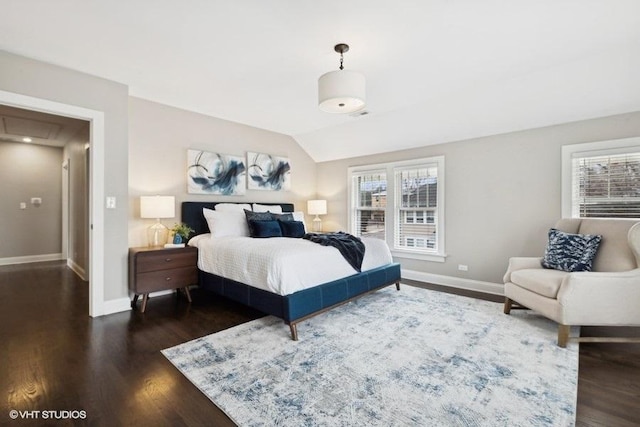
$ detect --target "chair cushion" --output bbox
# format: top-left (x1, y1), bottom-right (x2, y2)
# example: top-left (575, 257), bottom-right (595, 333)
top-left (541, 228), bottom-right (602, 272)
top-left (510, 268), bottom-right (568, 298)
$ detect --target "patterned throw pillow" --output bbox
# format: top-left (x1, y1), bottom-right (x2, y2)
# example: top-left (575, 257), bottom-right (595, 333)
top-left (541, 228), bottom-right (602, 272)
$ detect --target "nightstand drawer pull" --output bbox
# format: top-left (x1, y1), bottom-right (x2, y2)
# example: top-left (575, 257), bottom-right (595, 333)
top-left (165, 277), bottom-right (172, 281)
top-left (165, 258), bottom-right (172, 262)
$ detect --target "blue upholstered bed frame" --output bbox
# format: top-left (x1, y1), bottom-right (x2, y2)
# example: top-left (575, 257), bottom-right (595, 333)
top-left (181, 202), bottom-right (402, 340)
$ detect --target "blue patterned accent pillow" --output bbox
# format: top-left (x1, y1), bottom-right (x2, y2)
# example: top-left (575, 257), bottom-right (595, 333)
top-left (273, 212), bottom-right (294, 222)
top-left (541, 228), bottom-right (602, 272)
top-left (244, 209), bottom-right (274, 222)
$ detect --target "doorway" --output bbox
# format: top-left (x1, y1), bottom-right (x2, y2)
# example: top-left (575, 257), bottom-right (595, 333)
top-left (0, 89), bottom-right (106, 317)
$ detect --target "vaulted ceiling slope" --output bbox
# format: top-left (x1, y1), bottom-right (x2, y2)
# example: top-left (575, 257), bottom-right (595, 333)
top-left (2, 1), bottom-right (639, 162)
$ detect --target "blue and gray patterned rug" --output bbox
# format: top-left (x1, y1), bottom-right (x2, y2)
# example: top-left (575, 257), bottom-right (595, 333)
top-left (162, 285), bottom-right (578, 426)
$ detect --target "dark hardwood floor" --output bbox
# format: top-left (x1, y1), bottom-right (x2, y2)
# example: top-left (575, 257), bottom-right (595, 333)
top-left (1, 262), bottom-right (638, 426)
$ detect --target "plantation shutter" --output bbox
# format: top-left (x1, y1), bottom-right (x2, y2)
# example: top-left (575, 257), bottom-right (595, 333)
top-left (395, 164), bottom-right (438, 251)
top-left (572, 150), bottom-right (640, 218)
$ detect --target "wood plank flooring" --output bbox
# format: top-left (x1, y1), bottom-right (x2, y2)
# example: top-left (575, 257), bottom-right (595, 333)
top-left (1, 261), bottom-right (638, 426)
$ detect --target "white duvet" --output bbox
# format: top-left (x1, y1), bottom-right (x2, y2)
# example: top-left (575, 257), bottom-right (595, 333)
top-left (189, 235), bottom-right (393, 296)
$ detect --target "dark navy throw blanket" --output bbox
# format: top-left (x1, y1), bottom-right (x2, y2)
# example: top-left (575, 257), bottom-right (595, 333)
top-left (303, 232), bottom-right (365, 272)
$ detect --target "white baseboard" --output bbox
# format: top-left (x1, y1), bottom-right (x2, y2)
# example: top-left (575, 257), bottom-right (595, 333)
top-left (402, 269), bottom-right (504, 296)
top-left (67, 259), bottom-right (87, 281)
top-left (0, 253), bottom-right (63, 266)
top-left (103, 297), bottom-right (131, 315)
top-left (103, 289), bottom-right (182, 316)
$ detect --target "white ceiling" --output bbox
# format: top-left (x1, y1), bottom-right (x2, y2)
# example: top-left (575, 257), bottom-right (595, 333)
top-left (2, 1), bottom-right (639, 162)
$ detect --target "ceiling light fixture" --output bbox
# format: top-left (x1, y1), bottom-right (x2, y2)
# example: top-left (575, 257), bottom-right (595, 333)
top-left (22, 137), bottom-right (32, 143)
top-left (318, 43), bottom-right (366, 114)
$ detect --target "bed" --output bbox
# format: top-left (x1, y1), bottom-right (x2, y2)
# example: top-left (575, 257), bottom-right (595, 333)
top-left (182, 201), bottom-right (402, 340)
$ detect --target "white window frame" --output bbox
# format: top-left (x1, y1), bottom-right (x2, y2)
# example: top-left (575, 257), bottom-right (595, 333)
top-left (562, 137), bottom-right (640, 218)
top-left (348, 156), bottom-right (446, 262)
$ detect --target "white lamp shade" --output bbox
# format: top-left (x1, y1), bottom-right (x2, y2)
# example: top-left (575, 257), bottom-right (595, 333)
top-left (307, 199), bottom-right (327, 216)
top-left (318, 69), bottom-right (366, 113)
top-left (140, 196), bottom-right (175, 219)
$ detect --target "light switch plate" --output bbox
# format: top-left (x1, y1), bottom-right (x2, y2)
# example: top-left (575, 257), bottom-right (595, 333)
top-left (106, 196), bottom-right (116, 209)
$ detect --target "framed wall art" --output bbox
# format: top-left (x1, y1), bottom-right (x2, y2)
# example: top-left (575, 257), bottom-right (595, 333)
top-left (247, 152), bottom-right (291, 191)
top-left (187, 149), bottom-right (246, 195)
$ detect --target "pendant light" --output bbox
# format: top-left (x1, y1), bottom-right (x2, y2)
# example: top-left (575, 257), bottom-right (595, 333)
top-left (318, 43), bottom-right (366, 114)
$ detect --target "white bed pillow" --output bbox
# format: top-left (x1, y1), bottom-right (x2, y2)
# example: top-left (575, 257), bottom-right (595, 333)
top-left (215, 203), bottom-right (252, 212)
top-left (252, 203), bottom-right (283, 213)
top-left (203, 208), bottom-right (250, 237)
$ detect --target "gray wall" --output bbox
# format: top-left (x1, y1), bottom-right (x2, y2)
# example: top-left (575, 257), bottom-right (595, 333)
top-left (128, 97), bottom-right (317, 246)
top-left (0, 50), bottom-right (129, 301)
top-left (63, 124), bottom-right (90, 274)
top-left (317, 111), bottom-right (640, 284)
top-left (0, 141), bottom-right (62, 258)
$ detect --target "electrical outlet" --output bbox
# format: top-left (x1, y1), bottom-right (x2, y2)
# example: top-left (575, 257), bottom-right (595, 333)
top-left (458, 264), bottom-right (468, 271)
top-left (20, 202), bottom-right (27, 209)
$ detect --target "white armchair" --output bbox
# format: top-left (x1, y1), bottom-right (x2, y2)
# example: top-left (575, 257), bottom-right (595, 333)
top-left (503, 218), bottom-right (640, 347)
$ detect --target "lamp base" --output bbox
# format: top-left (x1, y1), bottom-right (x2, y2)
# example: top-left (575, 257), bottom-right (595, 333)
top-left (147, 221), bottom-right (169, 247)
top-left (312, 216), bottom-right (323, 233)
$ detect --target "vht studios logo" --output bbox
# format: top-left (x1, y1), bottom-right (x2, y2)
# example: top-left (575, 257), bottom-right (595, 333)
top-left (9, 410), bottom-right (87, 420)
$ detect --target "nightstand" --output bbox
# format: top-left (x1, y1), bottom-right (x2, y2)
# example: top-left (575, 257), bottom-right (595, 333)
top-left (128, 246), bottom-right (198, 313)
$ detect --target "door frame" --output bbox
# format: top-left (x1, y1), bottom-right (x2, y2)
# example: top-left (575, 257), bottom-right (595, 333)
top-left (0, 90), bottom-right (105, 317)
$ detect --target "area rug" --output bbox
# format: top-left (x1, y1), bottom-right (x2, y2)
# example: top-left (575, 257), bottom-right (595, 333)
top-left (162, 285), bottom-right (578, 426)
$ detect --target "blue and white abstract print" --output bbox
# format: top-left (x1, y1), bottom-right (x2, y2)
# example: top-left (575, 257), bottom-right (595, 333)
top-left (247, 152), bottom-right (291, 191)
top-left (187, 150), bottom-right (246, 195)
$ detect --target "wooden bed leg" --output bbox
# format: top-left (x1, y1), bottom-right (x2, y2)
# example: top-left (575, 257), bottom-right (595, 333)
top-left (395, 282), bottom-right (400, 291)
top-left (289, 323), bottom-right (299, 341)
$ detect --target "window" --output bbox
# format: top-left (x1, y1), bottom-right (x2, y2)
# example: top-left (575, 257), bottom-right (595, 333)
top-left (349, 156), bottom-right (445, 262)
top-left (562, 138), bottom-right (640, 219)
top-left (351, 171), bottom-right (387, 240)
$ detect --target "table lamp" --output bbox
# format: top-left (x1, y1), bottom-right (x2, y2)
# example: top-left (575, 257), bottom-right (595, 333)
top-left (140, 195), bottom-right (175, 247)
top-left (307, 199), bottom-right (327, 232)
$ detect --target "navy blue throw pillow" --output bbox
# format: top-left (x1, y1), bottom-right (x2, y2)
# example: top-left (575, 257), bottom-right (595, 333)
top-left (244, 209), bottom-right (275, 236)
top-left (278, 220), bottom-right (305, 238)
top-left (248, 220), bottom-right (282, 238)
top-left (541, 228), bottom-right (602, 272)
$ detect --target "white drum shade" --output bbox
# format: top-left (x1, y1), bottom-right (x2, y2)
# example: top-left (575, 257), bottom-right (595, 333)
top-left (140, 195), bottom-right (175, 219)
top-left (318, 69), bottom-right (366, 114)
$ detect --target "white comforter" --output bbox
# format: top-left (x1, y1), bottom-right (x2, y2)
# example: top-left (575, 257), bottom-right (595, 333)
top-left (189, 235), bottom-right (393, 296)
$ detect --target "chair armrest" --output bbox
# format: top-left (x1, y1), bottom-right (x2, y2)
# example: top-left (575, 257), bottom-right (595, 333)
top-left (557, 268), bottom-right (640, 325)
top-left (503, 257), bottom-right (542, 283)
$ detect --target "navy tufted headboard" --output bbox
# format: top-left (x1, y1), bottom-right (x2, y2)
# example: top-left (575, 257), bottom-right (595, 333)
top-left (181, 201), bottom-right (295, 237)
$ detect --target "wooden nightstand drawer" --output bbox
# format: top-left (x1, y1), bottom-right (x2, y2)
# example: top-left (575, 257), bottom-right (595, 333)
top-left (135, 266), bottom-right (198, 294)
top-left (136, 250), bottom-right (197, 273)
top-left (128, 246), bottom-right (198, 312)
